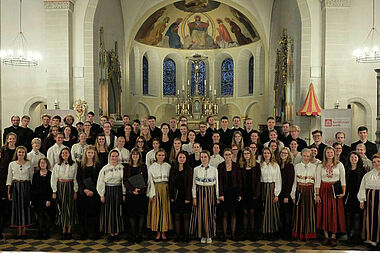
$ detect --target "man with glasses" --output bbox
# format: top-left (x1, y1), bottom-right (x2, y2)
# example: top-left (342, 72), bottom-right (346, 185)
top-left (195, 121), bottom-right (208, 150)
top-left (309, 130), bottom-right (326, 160)
top-left (334, 132), bottom-right (351, 159)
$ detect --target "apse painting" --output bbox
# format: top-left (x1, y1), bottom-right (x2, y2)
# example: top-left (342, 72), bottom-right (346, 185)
top-left (135, 1), bottom-right (259, 50)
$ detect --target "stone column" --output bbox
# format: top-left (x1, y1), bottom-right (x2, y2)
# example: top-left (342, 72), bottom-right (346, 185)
top-left (44, 0), bottom-right (74, 110)
top-left (375, 69), bottom-right (380, 147)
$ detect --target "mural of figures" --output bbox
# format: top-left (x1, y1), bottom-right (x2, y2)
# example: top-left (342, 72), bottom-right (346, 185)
top-left (140, 17), bottom-right (170, 46)
top-left (165, 18), bottom-right (183, 48)
top-left (135, 1), bottom-right (260, 50)
top-left (225, 17), bottom-right (252, 46)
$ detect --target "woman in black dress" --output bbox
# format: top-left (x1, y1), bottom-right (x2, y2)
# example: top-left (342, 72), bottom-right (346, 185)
top-left (76, 145), bottom-right (101, 240)
top-left (160, 123), bottom-right (172, 155)
top-left (123, 148), bottom-right (148, 243)
top-left (31, 157), bottom-right (53, 239)
top-left (189, 143), bottom-right (202, 169)
top-left (240, 147), bottom-right (261, 240)
top-left (169, 138), bottom-right (182, 165)
top-left (41, 126), bottom-right (59, 155)
top-left (169, 151), bottom-right (193, 242)
top-left (218, 148), bottom-right (242, 241)
top-left (95, 134), bottom-right (109, 168)
top-left (62, 126), bottom-right (77, 149)
top-left (135, 136), bottom-right (148, 163)
top-left (123, 124), bottom-right (135, 151)
top-left (345, 151), bottom-right (366, 244)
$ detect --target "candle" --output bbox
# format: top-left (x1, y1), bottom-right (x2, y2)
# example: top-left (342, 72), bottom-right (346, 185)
top-left (214, 89), bottom-right (217, 95)
top-left (187, 80), bottom-right (190, 86)
top-left (182, 84), bottom-right (185, 91)
top-left (177, 89), bottom-right (180, 95)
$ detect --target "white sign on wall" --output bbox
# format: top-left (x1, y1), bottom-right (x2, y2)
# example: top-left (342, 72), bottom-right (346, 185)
top-left (321, 109), bottom-right (352, 146)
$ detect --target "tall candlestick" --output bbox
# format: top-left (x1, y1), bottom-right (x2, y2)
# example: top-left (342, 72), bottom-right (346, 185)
top-left (182, 84), bottom-right (185, 91)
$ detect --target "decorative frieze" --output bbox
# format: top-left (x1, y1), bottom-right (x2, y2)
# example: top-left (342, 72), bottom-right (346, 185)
top-left (322, 0), bottom-right (351, 8)
top-left (44, 0), bottom-right (74, 11)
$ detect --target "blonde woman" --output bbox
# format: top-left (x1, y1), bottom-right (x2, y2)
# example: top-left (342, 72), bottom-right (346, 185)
top-left (140, 125), bottom-right (152, 150)
top-left (231, 131), bottom-right (244, 151)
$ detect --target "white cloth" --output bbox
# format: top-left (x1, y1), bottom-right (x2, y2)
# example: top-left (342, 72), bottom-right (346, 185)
top-left (6, 161), bottom-right (33, 185)
top-left (27, 150), bottom-right (45, 169)
top-left (357, 169), bottom-right (380, 202)
top-left (310, 159), bottom-right (321, 167)
top-left (50, 162), bottom-right (78, 192)
top-left (47, 143), bottom-right (67, 168)
top-left (147, 162), bottom-right (171, 198)
top-left (315, 162), bottom-right (346, 188)
top-left (290, 162), bottom-right (317, 199)
top-left (209, 154), bottom-right (224, 169)
top-left (182, 142), bottom-right (194, 155)
top-left (105, 135), bottom-right (117, 149)
top-left (115, 147), bottom-right (130, 164)
top-left (71, 143), bottom-right (88, 162)
top-left (260, 162), bottom-right (282, 196)
top-left (291, 152), bottom-right (302, 165)
top-left (145, 149), bottom-right (157, 168)
top-left (96, 163), bottom-right (125, 197)
top-left (192, 164), bottom-right (219, 198)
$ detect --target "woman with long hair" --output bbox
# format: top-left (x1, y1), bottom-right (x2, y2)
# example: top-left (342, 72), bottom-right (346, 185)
top-left (291, 148), bottom-right (317, 240)
top-left (6, 146), bottom-right (33, 238)
top-left (189, 150), bottom-right (219, 244)
top-left (83, 121), bottom-right (95, 145)
top-left (239, 147), bottom-right (261, 241)
top-left (210, 143), bottom-right (224, 169)
top-left (169, 138), bottom-right (182, 165)
top-left (95, 134), bottom-right (109, 168)
top-left (289, 139), bottom-right (302, 165)
top-left (358, 153), bottom-right (380, 248)
top-left (169, 151), bottom-right (193, 242)
top-left (232, 131), bottom-right (244, 152)
top-left (316, 146), bottom-right (346, 247)
top-left (135, 136), bottom-right (147, 163)
top-left (97, 149), bottom-right (125, 242)
top-left (264, 130), bottom-right (285, 151)
top-left (51, 147), bottom-right (78, 240)
top-left (249, 130), bottom-right (263, 155)
top-left (268, 140), bottom-right (280, 162)
top-left (140, 125), bottom-right (152, 151)
top-left (123, 148), bottom-right (148, 243)
top-left (189, 143), bottom-right (202, 169)
top-left (278, 147), bottom-right (294, 240)
top-left (31, 158), bottom-right (53, 239)
top-left (333, 142), bottom-right (346, 165)
top-left (41, 126), bottom-right (59, 154)
top-left (123, 124), bottom-right (134, 151)
top-left (62, 126), bottom-right (76, 149)
top-left (182, 130), bottom-right (196, 155)
top-left (345, 151), bottom-right (366, 245)
top-left (147, 148), bottom-right (172, 241)
top-left (160, 123), bottom-right (172, 154)
top-left (218, 148), bottom-right (242, 241)
top-left (77, 145), bottom-right (101, 240)
top-left (260, 147), bottom-right (281, 240)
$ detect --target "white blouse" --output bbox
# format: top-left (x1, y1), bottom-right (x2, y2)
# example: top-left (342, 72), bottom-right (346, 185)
top-left (6, 161), bottom-right (33, 185)
top-left (71, 143), bottom-right (88, 162)
top-left (27, 150), bottom-right (45, 169)
top-left (291, 162), bottom-right (316, 199)
top-left (260, 162), bottom-right (282, 196)
top-left (115, 147), bottom-right (130, 164)
top-left (47, 143), bottom-right (67, 168)
top-left (209, 154), bottom-right (224, 169)
top-left (315, 162), bottom-right (346, 188)
top-left (147, 162), bottom-right (171, 198)
top-left (192, 164), bottom-right (219, 198)
top-left (357, 169), bottom-right (380, 202)
top-left (51, 162), bottom-right (78, 192)
top-left (182, 142), bottom-right (194, 155)
top-left (96, 163), bottom-right (125, 197)
top-left (145, 149), bottom-right (157, 168)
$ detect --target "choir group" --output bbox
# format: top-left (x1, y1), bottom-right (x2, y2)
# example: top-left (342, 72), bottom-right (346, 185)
top-left (0, 113), bottom-right (379, 249)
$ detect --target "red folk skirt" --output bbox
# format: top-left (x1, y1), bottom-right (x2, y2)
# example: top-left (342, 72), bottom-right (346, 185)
top-left (316, 181), bottom-right (346, 233)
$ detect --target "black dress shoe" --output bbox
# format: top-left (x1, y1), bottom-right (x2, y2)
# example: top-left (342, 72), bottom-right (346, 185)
top-left (66, 233), bottom-right (72, 240)
top-left (220, 234), bottom-right (226, 242)
top-left (35, 233), bottom-right (44, 240)
top-left (135, 235), bottom-right (142, 243)
top-left (61, 233), bottom-right (66, 240)
top-left (184, 236), bottom-right (190, 243)
top-left (44, 233), bottom-right (51, 240)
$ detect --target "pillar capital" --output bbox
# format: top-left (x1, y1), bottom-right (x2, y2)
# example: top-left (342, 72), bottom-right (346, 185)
top-left (44, 0), bottom-right (75, 11)
top-left (321, 0), bottom-right (351, 8)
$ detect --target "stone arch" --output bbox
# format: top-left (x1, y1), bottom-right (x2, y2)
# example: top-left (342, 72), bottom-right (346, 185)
top-left (23, 96), bottom-right (48, 129)
top-left (219, 102), bottom-right (242, 120)
top-left (237, 48), bottom-right (254, 97)
top-left (154, 103), bottom-right (177, 124)
top-left (245, 101), bottom-right (262, 129)
top-left (348, 97), bottom-right (373, 140)
top-left (132, 101), bottom-right (151, 120)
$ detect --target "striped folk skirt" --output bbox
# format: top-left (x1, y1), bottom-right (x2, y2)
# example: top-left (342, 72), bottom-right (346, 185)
top-left (362, 189), bottom-right (380, 243)
top-left (100, 184), bottom-right (124, 234)
top-left (316, 181), bottom-right (346, 233)
top-left (56, 181), bottom-right (78, 228)
top-left (292, 184), bottom-right (317, 239)
top-left (189, 185), bottom-right (217, 238)
top-left (147, 182), bottom-right (172, 232)
top-left (10, 181), bottom-right (33, 228)
top-left (261, 182), bottom-right (281, 234)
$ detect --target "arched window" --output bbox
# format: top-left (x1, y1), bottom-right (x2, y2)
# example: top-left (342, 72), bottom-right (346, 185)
top-left (191, 60), bottom-right (205, 95)
top-left (163, 58), bottom-right (176, 96)
top-left (249, 56), bottom-right (254, 94)
top-left (221, 58), bottom-right (234, 96)
top-left (143, 56), bottom-right (148, 95)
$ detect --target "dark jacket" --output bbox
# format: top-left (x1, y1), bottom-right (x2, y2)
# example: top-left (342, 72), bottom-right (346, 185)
top-left (351, 140), bottom-right (378, 160)
top-left (218, 128), bottom-right (233, 149)
top-left (76, 163), bottom-right (102, 196)
top-left (31, 170), bottom-right (53, 211)
top-left (35, 124), bottom-right (51, 143)
top-left (123, 164), bottom-right (148, 196)
top-left (241, 163), bottom-right (261, 199)
top-left (279, 163), bottom-right (294, 199)
top-left (0, 146), bottom-right (16, 198)
top-left (218, 162), bottom-right (242, 197)
top-left (168, 164), bottom-right (193, 201)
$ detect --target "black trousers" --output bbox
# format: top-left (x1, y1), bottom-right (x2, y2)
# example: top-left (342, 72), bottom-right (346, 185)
top-left (279, 201), bottom-right (293, 237)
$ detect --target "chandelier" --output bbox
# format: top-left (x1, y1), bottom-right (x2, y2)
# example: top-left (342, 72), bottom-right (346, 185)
top-left (0, 0), bottom-right (41, 66)
top-left (353, 0), bottom-right (380, 63)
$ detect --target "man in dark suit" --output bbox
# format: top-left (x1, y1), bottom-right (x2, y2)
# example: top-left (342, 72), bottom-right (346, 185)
top-left (288, 125), bottom-right (307, 152)
top-left (279, 121), bottom-right (292, 146)
top-left (351, 126), bottom-right (377, 159)
top-left (195, 121), bottom-right (208, 150)
top-left (242, 117), bottom-right (254, 147)
top-left (87, 111), bottom-right (100, 135)
top-left (3, 115), bottom-right (21, 145)
top-left (19, 115), bottom-right (34, 152)
top-left (310, 130), bottom-right (327, 161)
top-left (260, 116), bottom-right (276, 144)
top-left (218, 116), bottom-right (233, 148)
top-left (148, 116), bottom-right (161, 139)
top-left (117, 115), bottom-right (130, 137)
top-left (232, 116), bottom-right (245, 134)
top-left (169, 117), bottom-right (181, 139)
top-left (34, 114), bottom-right (51, 143)
top-left (334, 131), bottom-right (351, 159)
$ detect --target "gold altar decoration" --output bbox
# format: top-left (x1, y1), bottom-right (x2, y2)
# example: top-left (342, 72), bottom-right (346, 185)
top-left (73, 99), bottom-right (88, 122)
top-left (176, 54), bottom-right (218, 119)
top-left (274, 29), bottom-right (294, 122)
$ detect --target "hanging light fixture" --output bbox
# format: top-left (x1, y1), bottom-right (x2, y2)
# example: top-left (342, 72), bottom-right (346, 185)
top-left (353, 0), bottom-right (380, 63)
top-left (0, 0), bottom-right (41, 66)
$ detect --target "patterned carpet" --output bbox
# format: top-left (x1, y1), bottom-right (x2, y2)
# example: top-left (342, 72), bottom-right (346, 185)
top-left (0, 235), bottom-right (370, 252)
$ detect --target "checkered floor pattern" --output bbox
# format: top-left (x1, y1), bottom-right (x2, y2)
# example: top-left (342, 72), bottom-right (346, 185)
top-left (0, 235), bottom-right (368, 252)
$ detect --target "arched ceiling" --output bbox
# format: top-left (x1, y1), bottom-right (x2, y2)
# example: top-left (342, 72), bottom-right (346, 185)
top-left (134, 0), bottom-right (260, 50)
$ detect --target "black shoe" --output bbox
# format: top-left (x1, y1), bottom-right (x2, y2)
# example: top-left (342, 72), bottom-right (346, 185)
top-left (135, 235), bottom-right (142, 243)
top-left (114, 235), bottom-right (120, 241)
top-left (79, 234), bottom-right (87, 240)
top-left (231, 235), bottom-right (238, 241)
top-left (20, 235), bottom-right (27, 240)
top-left (66, 233), bottom-right (72, 240)
top-left (184, 236), bottom-right (190, 243)
top-left (129, 235), bottom-right (136, 243)
top-left (107, 235), bottom-right (114, 243)
top-left (35, 233), bottom-right (44, 240)
top-left (220, 234), bottom-right (226, 242)
top-left (44, 233), bottom-right (50, 240)
top-left (174, 235), bottom-right (181, 242)
top-left (61, 233), bottom-right (66, 240)
top-left (268, 234), bottom-right (276, 241)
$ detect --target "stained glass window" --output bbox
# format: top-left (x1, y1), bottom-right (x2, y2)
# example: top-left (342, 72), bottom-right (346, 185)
top-left (143, 56), bottom-right (148, 95)
top-left (163, 58), bottom-right (176, 96)
top-left (191, 61), bottom-right (205, 95)
top-left (221, 58), bottom-right (234, 96)
top-left (249, 56), bottom-right (254, 94)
